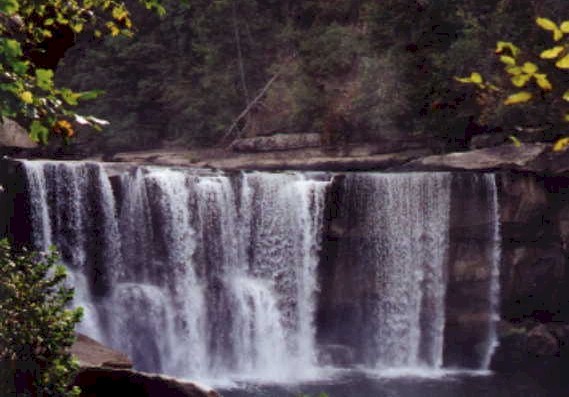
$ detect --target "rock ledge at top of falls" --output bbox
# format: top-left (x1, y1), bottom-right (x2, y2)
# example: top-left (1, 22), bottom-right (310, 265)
top-left (105, 142), bottom-right (569, 174)
top-left (107, 146), bottom-right (435, 172)
top-left (14, 138), bottom-right (569, 174)
top-left (396, 143), bottom-right (552, 172)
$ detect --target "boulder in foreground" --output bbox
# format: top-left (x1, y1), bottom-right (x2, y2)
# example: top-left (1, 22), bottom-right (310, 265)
top-left (71, 334), bottom-right (218, 397)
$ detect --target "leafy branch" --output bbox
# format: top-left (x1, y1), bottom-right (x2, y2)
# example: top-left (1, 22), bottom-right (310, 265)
top-left (455, 16), bottom-right (569, 150)
top-left (0, 0), bottom-right (166, 143)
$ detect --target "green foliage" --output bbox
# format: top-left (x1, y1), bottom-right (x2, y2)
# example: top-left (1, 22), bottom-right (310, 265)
top-left (0, 240), bottom-right (82, 396)
top-left (0, 0), bottom-right (165, 143)
top-left (455, 14), bottom-right (569, 149)
top-left (55, 0), bottom-right (569, 152)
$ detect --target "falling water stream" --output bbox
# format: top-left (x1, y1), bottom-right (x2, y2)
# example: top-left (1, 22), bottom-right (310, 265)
top-left (19, 160), bottom-right (502, 387)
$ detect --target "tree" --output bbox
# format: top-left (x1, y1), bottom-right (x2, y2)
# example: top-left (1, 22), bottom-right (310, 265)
top-left (455, 15), bottom-right (569, 149)
top-left (0, 240), bottom-right (83, 397)
top-left (0, 0), bottom-right (166, 143)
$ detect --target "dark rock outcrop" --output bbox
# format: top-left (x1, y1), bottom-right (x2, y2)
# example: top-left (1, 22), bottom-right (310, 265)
top-left (75, 368), bottom-right (219, 397)
top-left (527, 324), bottom-right (559, 356)
top-left (71, 334), bottom-right (218, 397)
top-left (491, 322), bottom-right (567, 372)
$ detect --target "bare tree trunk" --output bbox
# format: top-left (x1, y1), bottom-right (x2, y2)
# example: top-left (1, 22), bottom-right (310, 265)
top-left (220, 71), bottom-right (282, 145)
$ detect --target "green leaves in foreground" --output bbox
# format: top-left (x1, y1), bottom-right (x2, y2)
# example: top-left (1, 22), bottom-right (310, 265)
top-left (454, 15), bottom-right (569, 152)
top-left (0, 240), bottom-right (82, 396)
top-left (0, 0), bottom-right (166, 142)
top-left (504, 91), bottom-right (533, 105)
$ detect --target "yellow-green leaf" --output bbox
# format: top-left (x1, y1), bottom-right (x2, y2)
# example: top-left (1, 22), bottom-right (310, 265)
top-left (0, 0), bottom-right (19, 15)
top-left (500, 55), bottom-right (516, 65)
top-left (35, 69), bottom-right (54, 91)
top-left (509, 135), bottom-right (522, 147)
top-left (487, 83), bottom-right (501, 92)
top-left (470, 72), bottom-right (483, 84)
top-left (556, 54), bottom-right (569, 69)
top-left (565, 113), bottom-right (569, 122)
top-left (540, 46), bottom-right (564, 59)
top-left (506, 66), bottom-right (523, 75)
top-left (60, 89), bottom-right (80, 106)
top-left (106, 22), bottom-right (120, 37)
top-left (553, 137), bottom-right (569, 152)
top-left (454, 76), bottom-right (472, 83)
top-left (454, 72), bottom-right (483, 85)
top-left (19, 91), bottom-right (33, 104)
top-left (29, 121), bottom-right (49, 144)
top-left (534, 73), bottom-right (553, 90)
top-left (511, 74), bottom-right (531, 88)
top-left (2, 39), bottom-right (22, 58)
top-left (112, 5), bottom-right (130, 22)
top-left (496, 41), bottom-right (520, 57)
top-left (563, 90), bottom-right (569, 102)
top-left (536, 17), bottom-right (564, 40)
top-left (536, 17), bottom-right (558, 31)
top-left (71, 23), bottom-right (84, 33)
top-left (521, 62), bottom-right (538, 75)
top-left (561, 21), bottom-right (569, 33)
top-left (504, 91), bottom-right (533, 105)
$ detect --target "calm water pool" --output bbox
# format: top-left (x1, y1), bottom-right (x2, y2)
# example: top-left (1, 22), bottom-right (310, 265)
top-left (218, 369), bottom-right (569, 397)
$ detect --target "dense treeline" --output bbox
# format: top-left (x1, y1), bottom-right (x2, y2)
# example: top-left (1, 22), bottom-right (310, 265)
top-left (56, 0), bottom-right (569, 153)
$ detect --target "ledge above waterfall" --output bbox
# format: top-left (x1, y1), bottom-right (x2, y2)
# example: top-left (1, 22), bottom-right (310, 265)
top-left (100, 142), bottom-right (569, 174)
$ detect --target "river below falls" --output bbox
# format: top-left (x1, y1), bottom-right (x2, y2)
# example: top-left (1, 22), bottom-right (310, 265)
top-left (217, 370), bottom-right (569, 397)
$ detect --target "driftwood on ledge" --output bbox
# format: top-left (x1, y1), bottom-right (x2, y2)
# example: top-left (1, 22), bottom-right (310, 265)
top-left (220, 71), bottom-right (282, 145)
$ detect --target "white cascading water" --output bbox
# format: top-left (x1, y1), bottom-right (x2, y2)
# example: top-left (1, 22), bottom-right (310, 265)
top-left (22, 160), bottom-right (120, 343)
top-left (22, 161), bottom-right (52, 251)
top-left (230, 173), bottom-right (328, 380)
top-left (378, 173), bottom-right (451, 370)
top-left (20, 160), bottom-right (330, 382)
top-left (345, 173), bottom-right (452, 370)
top-left (480, 174), bottom-right (502, 370)
top-left (19, 160), bottom-right (502, 381)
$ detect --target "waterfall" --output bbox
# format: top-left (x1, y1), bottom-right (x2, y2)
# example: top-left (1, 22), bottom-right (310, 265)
top-left (230, 173), bottom-right (328, 379)
top-left (17, 160), bottom-right (502, 381)
top-left (334, 173), bottom-right (452, 370)
top-left (20, 160), bottom-right (330, 382)
top-left (22, 160), bottom-right (120, 343)
top-left (481, 174), bottom-right (502, 370)
top-left (22, 161), bottom-right (52, 251)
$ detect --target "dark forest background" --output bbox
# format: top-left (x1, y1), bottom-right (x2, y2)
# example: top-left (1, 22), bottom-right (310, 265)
top-left (55, 0), bottom-right (569, 154)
